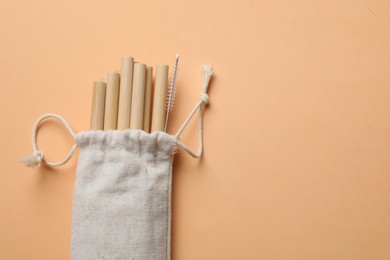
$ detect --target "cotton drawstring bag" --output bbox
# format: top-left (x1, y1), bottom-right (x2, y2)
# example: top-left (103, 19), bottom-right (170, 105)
top-left (21, 65), bottom-right (213, 260)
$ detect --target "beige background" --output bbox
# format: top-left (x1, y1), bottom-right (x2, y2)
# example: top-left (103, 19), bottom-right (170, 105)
top-left (1, 0), bottom-right (390, 259)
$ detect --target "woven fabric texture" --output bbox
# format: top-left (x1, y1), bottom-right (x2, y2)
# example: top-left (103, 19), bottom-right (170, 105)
top-left (70, 130), bottom-right (177, 260)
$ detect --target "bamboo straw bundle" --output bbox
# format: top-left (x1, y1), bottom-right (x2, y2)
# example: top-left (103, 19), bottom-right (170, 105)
top-left (90, 55), bottom-right (175, 133)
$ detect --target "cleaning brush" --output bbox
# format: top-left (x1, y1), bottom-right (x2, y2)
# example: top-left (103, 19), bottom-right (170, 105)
top-left (164, 53), bottom-right (180, 133)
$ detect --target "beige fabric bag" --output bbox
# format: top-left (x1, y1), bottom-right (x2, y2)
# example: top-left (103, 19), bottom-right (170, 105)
top-left (21, 65), bottom-right (213, 260)
top-left (71, 130), bottom-right (176, 259)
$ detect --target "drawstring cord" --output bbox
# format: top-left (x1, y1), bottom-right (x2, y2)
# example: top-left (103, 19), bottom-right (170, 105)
top-left (176, 64), bottom-right (214, 158)
top-left (20, 113), bottom-right (77, 167)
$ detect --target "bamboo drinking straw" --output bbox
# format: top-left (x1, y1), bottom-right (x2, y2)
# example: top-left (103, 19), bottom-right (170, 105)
top-left (143, 66), bottom-right (153, 132)
top-left (103, 72), bottom-right (120, 130)
top-left (117, 56), bottom-right (134, 130)
top-left (90, 81), bottom-right (106, 130)
top-left (151, 64), bottom-right (169, 132)
top-left (130, 63), bottom-right (147, 130)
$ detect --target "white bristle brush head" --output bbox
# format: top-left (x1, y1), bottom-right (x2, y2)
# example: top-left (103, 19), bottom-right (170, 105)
top-left (164, 53), bottom-right (180, 132)
top-left (165, 53), bottom-right (180, 110)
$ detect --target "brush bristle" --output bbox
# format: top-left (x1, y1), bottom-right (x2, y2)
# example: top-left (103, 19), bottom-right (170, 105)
top-left (164, 53), bottom-right (180, 132)
top-left (165, 71), bottom-right (178, 110)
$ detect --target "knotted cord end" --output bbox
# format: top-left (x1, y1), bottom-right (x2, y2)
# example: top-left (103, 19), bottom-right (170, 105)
top-left (20, 151), bottom-right (43, 168)
top-left (200, 65), bottom-right (214, 94)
